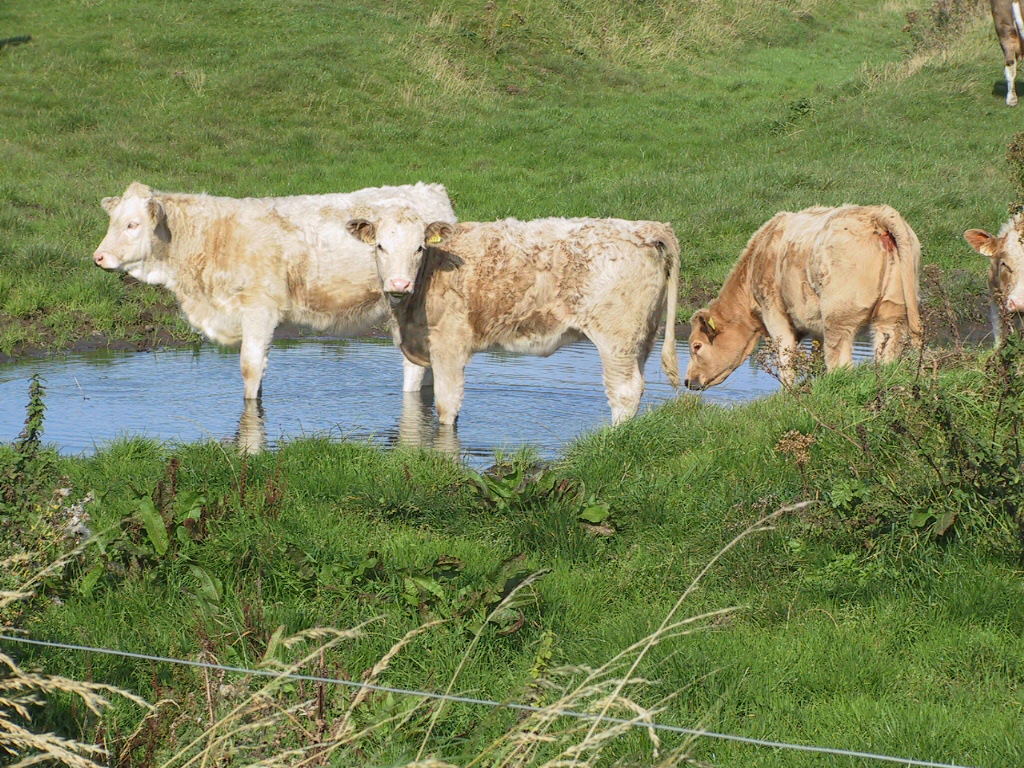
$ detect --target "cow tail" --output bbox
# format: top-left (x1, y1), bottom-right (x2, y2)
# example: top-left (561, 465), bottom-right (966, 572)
top-left (877, 207), bottom-right (924, 349)
top-left (657, 225), bottom-right (682, 388)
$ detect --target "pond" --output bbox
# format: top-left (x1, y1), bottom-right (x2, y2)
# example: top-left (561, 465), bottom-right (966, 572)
top-left (0, 337), bottom-right (873, 465)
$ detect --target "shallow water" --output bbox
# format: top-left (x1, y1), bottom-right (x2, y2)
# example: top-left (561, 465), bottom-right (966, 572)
top-left (0, 337), bottom-right (872, 464)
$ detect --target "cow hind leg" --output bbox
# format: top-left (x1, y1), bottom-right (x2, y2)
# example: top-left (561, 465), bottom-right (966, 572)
top-left (240, 311), bottom-right (278, 400)
top-left (1007, 60), bottom-right (1019, 106)
top-left (871, 302), bottom-right (909, 363)
top-left (822, 326), bottom-right (857, 371)
top-left (594, 347), bottom-right (644, 424)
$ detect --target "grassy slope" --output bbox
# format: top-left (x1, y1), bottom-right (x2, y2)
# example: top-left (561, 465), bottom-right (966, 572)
top-left (0, 0), bottom-right (1016, 355)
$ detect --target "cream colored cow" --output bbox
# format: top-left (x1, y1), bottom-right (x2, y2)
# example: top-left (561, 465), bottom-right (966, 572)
top-left (685, 205), bottom-right (922, 390)
top-left (965, 214), bottom-right (1024, 343)
top-left (92, 182), bottom-right (456, 399)
top-left (345, 211), bottom-right (681, 425)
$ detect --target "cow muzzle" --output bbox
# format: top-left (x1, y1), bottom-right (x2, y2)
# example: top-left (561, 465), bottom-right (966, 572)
top-left (684, 377), bottom-right (705, 391)
top-left (386, 277), bottom-right (413, 294)
top-left (1007, 295), bottom-right (1024, 313)
top-left (93, 251), bottom-right (118, 270)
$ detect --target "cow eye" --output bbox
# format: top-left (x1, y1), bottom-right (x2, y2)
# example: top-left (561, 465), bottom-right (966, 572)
top-left (693, 342), bottom-right (702, 353)
top-left (126, 221), bottom-right (139, 230)
top-left (376, 243), bottom-right (383, 251)
top-left (417, 245), bottom-right (425, 253)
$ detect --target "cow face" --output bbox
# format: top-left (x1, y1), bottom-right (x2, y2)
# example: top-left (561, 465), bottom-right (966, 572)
top-left (965, 221), bottom-right (1024, 316)
top-left (683, 308), bottom-right (758, 390)
top-left (347, 214), bottom-right (454, 303)
top-left (92, 183), bottom-right (170, 283)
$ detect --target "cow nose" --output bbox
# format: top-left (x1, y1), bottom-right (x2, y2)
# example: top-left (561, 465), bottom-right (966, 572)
top-left (387, 278), bottom-right (412, 293)
top-left (93, 252), bottom-right (105, 266)
top-left (1007, 296), bottom-right (1024, 313)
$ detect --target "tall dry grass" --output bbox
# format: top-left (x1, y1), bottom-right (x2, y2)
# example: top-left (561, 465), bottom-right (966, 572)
top-left (1, 552), bottom-right (152, 768)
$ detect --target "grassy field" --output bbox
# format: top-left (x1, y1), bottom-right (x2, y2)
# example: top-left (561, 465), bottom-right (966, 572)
top-left (0, 0), bottom-right (1018, 356)
top-left (3, 1), bottom-right (1024, 767)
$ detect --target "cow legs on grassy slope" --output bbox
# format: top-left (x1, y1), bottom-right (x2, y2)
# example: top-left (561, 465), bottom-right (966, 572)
top-left (870, 300), bottom-right (910, 363)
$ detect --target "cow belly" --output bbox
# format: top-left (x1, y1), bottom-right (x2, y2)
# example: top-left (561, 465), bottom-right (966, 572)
top-left (179, 296), bottom-right (244, 346)
top-left (490, 328), bottom-right (583, 357)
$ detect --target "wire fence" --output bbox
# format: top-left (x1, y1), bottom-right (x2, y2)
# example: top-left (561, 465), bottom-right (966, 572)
top-left (0, 633), bottom-right (980, 768)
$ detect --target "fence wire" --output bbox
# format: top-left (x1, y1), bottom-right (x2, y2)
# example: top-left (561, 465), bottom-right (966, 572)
top-left (0, 634), bottom-right (980, 768)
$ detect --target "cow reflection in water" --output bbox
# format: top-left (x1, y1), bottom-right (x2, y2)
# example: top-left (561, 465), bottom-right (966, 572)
top-left (231, 393), bottom-right (459, 456)
top-left (397, 391), bottom-right (460, 456)
top-left (236, 400), bottom-right (267, 455)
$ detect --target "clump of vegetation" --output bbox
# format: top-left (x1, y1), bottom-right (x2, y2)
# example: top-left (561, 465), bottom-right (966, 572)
top-left (770, 338), bottom-right (1024, 561)
top-left (902, 0), bottom-right (987, 52)
top-left (1, 549), bottom-right (151, 768)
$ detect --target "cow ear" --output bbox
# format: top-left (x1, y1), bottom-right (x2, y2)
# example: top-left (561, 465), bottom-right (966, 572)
top-left (424, 222), bottom-right (454, 247)
top-left (347, 218), bottom-right (377, 244)
top-left (146, 198), bottom-right (165, 224)
top-left (692, 309), bottom-right (719, 340)
top-left (101, 196), bottom-right (121, 213)
top-left (964, 229), bottom-right (999, 257)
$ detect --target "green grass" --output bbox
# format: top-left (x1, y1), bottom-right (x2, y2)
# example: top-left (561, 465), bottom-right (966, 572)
top-left (0, 0), bottom-right (1016, 355)
top-left (3, 351), bottom-right (1024, 766)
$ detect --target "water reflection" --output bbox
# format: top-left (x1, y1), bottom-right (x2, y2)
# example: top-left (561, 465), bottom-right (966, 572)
top-left (236, 400), bottom-right (266, 455)
top-left (0, 338), bottom-right (874, 465)
top-left (393, 390), bottom-right (461, 456)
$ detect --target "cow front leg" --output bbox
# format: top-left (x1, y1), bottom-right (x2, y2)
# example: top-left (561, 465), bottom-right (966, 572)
top-left (240, 310), bottom-right (278, 400)
top-left (402, 358), bottom-right (433, 391)
top-left (760, 311), bottom-right (799, 388)
top-left (1008, 61), bottom-right (1019, 107)
top-left (432, 354), bottom-right (468, 425)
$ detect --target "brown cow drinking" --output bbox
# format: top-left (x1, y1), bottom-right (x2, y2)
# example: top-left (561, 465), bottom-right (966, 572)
top-left (685, 205), bottom-right (923, 390)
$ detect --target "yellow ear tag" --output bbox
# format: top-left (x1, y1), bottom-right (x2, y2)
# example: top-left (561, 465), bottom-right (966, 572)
top-left (706, 317), bottom-right (717, 332)
top-left (428, 234), bottom-right (443, 244)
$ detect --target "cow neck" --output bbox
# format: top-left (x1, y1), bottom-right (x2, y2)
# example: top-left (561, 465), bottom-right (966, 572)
top-left (708, 249), bottom-right (764, 341)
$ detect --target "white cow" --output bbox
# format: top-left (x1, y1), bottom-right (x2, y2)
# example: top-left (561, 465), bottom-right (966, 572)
top-left (93, 182), bottom-right (456, 399)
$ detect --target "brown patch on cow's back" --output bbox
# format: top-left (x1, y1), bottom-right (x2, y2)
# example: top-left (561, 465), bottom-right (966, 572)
top-left (262, 208), bottom-right (299, 232)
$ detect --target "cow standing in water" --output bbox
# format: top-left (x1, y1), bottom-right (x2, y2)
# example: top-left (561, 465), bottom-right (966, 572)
top-left (345, 211), bottom-right (682, 425)
top-left (990, 0), bottom-right (1024, 106)
top-left (964, 215), bottom-right (1024, 343)
top-left (93, 182), bottom-right (456, 399)
top-left (685, 205), bottom-right (922, 390)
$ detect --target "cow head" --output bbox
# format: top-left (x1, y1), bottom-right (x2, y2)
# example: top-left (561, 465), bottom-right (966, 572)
top-left (346, 211), bottom-right (454, 303)
top-left (683, 308), bottom-right (759, 390)
top-left (92, 182), bottom-right (171, 284)
top-left (965, 221), bottom-right (1024, 318)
